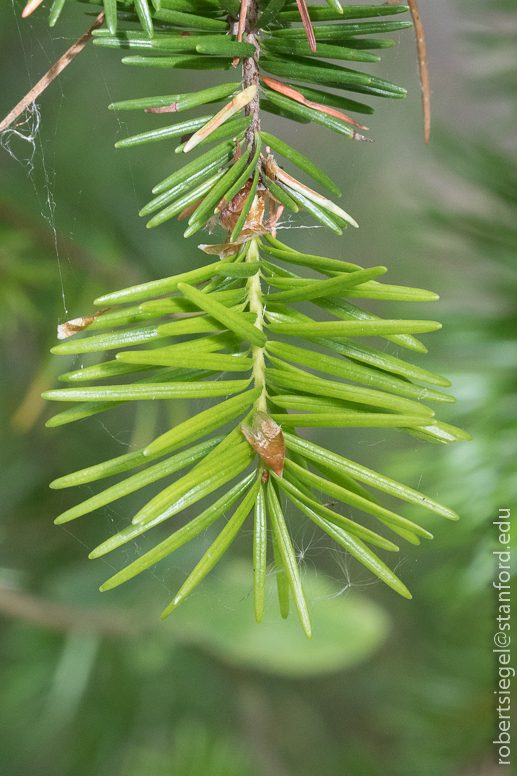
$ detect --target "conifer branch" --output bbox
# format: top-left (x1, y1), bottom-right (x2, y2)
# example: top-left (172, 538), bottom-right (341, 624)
top-left (19, 0), bottom-right (466, 635)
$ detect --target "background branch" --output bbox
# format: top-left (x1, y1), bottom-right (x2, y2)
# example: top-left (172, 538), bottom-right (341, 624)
top-left (0, 11), bottom-right (105, 134)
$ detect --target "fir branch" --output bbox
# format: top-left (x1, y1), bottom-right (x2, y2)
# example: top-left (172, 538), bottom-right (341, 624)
top-left (21, 0), bottom-right (468, 635)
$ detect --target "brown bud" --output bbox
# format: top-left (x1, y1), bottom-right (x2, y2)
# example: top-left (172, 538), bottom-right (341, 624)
top-left (241, 411), bottom-right (285, 478)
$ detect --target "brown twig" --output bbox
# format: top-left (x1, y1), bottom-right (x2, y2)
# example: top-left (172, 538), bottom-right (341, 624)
top-left (237, 0), bottom-right (250, 42)
top-left (0, 12), bottom-right (105, 134)
top-left (408, 0), bottom-right (431, 144)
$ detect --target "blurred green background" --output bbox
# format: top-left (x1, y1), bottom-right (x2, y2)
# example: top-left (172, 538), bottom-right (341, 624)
top-left (0, 1), bottom-right (515, 774)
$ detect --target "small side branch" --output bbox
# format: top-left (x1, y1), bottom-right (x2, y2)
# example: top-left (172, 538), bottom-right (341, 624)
top-left (384, 0), bottom-right (430, 143)
top-left (0, 12), bottom-right (105, 134)
top-left (237, 0), bottom-right (250, 42)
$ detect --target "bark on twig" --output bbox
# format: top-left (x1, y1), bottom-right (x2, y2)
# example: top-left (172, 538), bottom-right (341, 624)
top-left (242, 0), bottom-right (261, 152)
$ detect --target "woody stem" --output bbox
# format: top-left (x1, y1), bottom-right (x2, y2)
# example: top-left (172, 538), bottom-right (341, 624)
top-left (242, 0), bottom-right (260, 153)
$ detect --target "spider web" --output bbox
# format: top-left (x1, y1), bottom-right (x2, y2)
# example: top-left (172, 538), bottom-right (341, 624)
top-left (0, 3), bottom-right (164, 589)
top-left (2, 1), bottom-right (69, 312)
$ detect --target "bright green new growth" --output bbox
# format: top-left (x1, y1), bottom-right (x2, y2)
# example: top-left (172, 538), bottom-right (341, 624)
top-left (43, 0), bottom-right (468, 637)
